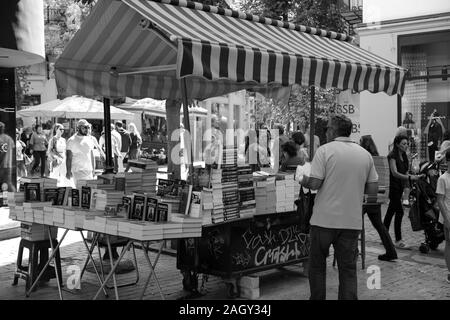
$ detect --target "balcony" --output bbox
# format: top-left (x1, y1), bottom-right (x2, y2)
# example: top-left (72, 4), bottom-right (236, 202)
top-left (44, 6), bottom-right (66, 25)
top-left (337, 0), bottom-right (363, 26)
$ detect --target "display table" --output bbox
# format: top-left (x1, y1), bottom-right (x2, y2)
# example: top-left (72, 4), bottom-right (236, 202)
top-left (177, 211), bottom-right (309, 296)
top-left (9, 206), bottom-right (201, 300)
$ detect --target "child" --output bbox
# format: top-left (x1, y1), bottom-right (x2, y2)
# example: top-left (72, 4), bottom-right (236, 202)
top-left (436, 150), bottom-right (450, 283)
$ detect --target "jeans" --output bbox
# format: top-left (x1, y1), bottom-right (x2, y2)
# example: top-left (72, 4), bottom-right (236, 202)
top-left (383, 192), bottom-right (404, 242)
top-left (364, 204), bottom-right (397, 257)
top-left (32, 150), bottom-right (47, 177)
top-left (308, 225), bottom-right (360, 300)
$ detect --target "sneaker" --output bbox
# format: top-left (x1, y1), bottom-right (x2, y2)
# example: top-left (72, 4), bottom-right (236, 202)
top-left (395, 240), bottom-right (406, 249)
top-left (378, 254), bottom-right (397, 261)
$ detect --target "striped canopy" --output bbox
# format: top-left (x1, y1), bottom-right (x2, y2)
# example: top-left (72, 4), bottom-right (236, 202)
top-left (55, 0), bottom-right (407, 100)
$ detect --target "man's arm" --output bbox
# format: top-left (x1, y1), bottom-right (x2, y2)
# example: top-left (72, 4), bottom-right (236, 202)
top-left (300, 175), bottom-right (323, 191)
top-left (66, 149), bottom-right (73, 179)
top-left (437, 194), bottom-right (450, 226)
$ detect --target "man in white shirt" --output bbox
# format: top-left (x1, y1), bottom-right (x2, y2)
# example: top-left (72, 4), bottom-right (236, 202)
top-left (66, 119), bottom-right (96, 186)
top-left (300, 114), bottom-right (378, 300)
top-left (99, 124), bottom-right (122, 174)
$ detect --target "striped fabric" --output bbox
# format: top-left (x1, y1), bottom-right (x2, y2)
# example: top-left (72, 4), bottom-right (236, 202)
top-left (55, 0), bottom-right (407, 100)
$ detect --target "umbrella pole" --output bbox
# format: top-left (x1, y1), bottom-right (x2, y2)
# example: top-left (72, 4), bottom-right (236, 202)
top-left (103, 97), bottom-right (114, 173)
top-left (309, 86), bottom-right (315, 160)
top-left (180, 78), bottom-right (194, 184)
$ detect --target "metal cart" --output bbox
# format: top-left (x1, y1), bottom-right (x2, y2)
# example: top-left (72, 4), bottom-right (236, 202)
top-left (177, 211), bottom-right (310, 297)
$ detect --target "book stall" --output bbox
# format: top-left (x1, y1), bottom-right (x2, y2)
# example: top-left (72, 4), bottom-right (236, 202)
top-left (176, 146), bottom-right (309, 298)
top-left (8, 158), bottom-right (203, 300)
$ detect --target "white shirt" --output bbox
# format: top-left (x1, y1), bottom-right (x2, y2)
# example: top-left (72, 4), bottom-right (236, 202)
top-left (67, 134), bottom-right (95, 173)
top-left (436, 172), bottom-right (450, 225)
top-left (309, 137), bottom-right (378, 230)
top-left (111, 130), bottom-right (122, 155)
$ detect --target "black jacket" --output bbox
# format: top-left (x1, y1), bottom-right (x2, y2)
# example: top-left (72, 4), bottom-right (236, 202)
top-left (117, 128), bottom-right (132, 153)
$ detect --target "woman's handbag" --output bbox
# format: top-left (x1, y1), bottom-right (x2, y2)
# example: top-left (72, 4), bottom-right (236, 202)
top-left (295, 187), bottom-right (314, 234)
top-left (23, 154), bottom-right (33, 166)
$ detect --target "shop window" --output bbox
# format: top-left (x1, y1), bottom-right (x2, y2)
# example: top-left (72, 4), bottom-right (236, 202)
top-left (399, 30), bottom-right (450, 163)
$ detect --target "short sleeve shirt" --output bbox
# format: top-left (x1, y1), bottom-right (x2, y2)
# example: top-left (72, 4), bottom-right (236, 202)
top-left (387, 151), bottom-right (408, 195)
top-left (309, 137), bottom-right (378, 230)
top-left (436, 172), bottom-right (450, 225)
top-left (67, 134), bottom-right (95, 172)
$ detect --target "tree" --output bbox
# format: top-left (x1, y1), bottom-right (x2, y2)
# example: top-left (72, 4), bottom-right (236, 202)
top-left (238, 0), bottom-right (345, 134)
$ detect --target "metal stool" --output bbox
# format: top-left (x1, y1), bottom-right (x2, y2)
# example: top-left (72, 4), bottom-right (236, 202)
top-left (12, 238), bottom-right (63, 292)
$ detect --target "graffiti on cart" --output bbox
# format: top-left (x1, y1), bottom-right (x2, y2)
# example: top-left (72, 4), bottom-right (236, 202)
top-left (231, 251), bottom-right (251, 267)
top-left (208, 231), bottom-right (225, 259)
top-left (238, 224), bottom-right (309, 268)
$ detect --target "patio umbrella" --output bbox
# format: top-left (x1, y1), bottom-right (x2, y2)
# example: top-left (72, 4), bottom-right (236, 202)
top-left (117, 98), bottom-right (207, 118)
top-left (17, 95), bottom-right (134, 121)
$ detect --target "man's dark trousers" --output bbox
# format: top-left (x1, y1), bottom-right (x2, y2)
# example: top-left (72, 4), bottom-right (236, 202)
top-left (308, 225), bottom-right (360, 300)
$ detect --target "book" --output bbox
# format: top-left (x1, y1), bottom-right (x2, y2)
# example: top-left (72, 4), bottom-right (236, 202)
top-left (179, 184), bottom-right (193, 216)
top-left (117, 196), bottom-right (132, 218)
top-left (156, 202), bottom-right (170, 222)
top-left (144, 197), bottom-right (158, 222)
top-left (43, 188), bottom-right (59, 205)
top-left (131, 194), bottom-right (146, 220)
top-left (81, 186), bottom-right (91, 209)
top-left (24, 183), bottom-right (41, 202)
top-left (56, 187), bottom-right (70, 206)
top-left (71, 189), bottom-right (80, 207)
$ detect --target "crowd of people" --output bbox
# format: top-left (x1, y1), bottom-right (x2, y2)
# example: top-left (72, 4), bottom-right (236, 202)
top-left (16, 119), bottom-right (142, 187)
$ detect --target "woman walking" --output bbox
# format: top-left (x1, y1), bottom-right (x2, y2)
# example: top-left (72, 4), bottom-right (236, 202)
top-left (16, 129), bottom-right (27, 180)
top-left (360, 135), bottom-right (398, 261)
top-left (384, 135), bottom-right (424, 248)
top-left (29, 124), bottom-right (48, 177)
top-left (47, 123), bottom-right (69, 186)
top-left (128, 123), bottom-right (142, 160)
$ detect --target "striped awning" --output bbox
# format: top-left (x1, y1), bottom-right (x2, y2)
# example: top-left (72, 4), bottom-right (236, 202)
top-left (55, 0), bottom-right (407, 100)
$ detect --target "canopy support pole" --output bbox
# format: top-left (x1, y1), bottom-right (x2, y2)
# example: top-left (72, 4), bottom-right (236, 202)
top-left (309, 86), bottom-right (315, 160)
top-left (180, 78), bottom-right (194, 184)
top-left (103, 97), bottom-right (114, 173)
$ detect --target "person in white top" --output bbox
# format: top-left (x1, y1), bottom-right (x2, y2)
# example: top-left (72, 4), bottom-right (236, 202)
top-left (436, 150), bottom-right (450, 283)
top-left (300, 114), bottom-right (378, 300)
top-left (66, 119), bottom-right (96, 186)
top-left (16, 129), bottom-right (27, 179)
top-left (99, 124), bottom-right (122, 174)
top-left (47, 123), bottom-right (70, 186)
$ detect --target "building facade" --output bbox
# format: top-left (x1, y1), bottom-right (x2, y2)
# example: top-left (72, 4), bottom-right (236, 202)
top-left (358, 0), bottom-right (450, 158)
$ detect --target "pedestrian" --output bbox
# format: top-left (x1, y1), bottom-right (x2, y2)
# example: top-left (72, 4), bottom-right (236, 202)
top-left (300, 115), bottom-right (320, 159)
top-left (383, 135), bottom-right (423, 249)
top-left (360, 135), bottom-right (398, 261)
top-left (66, 119), bottom-right (96, 186)
top-left (47, 123), bottom-right (69, 186)
top-left (29, 124), bottom-right (48, 177)
top-left (299, 114), bottom-right (379, 300)
top-left (87, 123), bottom-right (105, 172)
top-left (99, 124), bottom-right (123, 174)
top-left (387, 126), bottom-right (407, 153)
top-left (0, 122), bottom-right (15, 191)
top-left (291, 131), bottom-right (309, 162)
top-left (127, 123), bottom-right (142, 160)
top-left (115, 121), bottom-right (131, 172)
top-left (276, 124), bottom-right (290, 166)
top-left (16, 129), bottom-right (27, 180)
top-left (436, 150), bottom-right (450, 283)
top-left (280, 140), bottom-right (305, 172)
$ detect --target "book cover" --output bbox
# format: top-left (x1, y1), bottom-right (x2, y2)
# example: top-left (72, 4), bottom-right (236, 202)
top-left (115, 176), bottom-right (126, 191)
top-left (55, 187), bottom-right (68, 206)
top-left (131, 194), bottom-right (146, 220)
top-left (71, 189), bottom-right (80, 207)
top-left (24, 183), bottom-right (41, 202)
top-left (179, 184), bottom-right (193, 216)
top-left (121, 196), bottom-right (132, 219)
top-left (156, 203), bottom-right (170, 222)
top-left (43, 188), bottom-right (59, 205)
top-left (81, 186), bottom-right (91, 209)
top-left (144, 197), bottom-right (158, 222)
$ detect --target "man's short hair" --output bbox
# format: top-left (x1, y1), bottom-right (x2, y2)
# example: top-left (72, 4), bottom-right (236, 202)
top-left (291, 131), bottom-right (305, 146)
top-left (446, 150), bottom-right (450, 161)
top-left (115, 121), bottom-right (123, 128)
top-left (277, 125), bottom-right (285, 135)
top-left (330, 114), bottom-right (352, 137)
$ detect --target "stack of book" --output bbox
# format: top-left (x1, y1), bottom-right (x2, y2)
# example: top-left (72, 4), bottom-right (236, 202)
top-left (124, 172), bottom-right (142, 193)
top-left (128, 159), bottom-right (159, 193)
top-left (127, 220), bottom-right (164, 241)
top-left (170, 213), bottom-right (203, 237)
top-left (8, 192), bottom-right (24, 206)
top-left (8, 205), bottom-right (22, 220)
top-left (52, 207), bottom-right (65, 227)
top-left (114, 175), bottom-right (126, 191)
top-left (221, 163), bottom-right (240, 222)
top-left (95, 191), bottom-right (124, 211)
top-left (64, 208), bottom-right (77, 229)
top-left (201, 188), bottom-right (213, 225)
top-left (254, 172), bottom-right (276, 214)
top-left (23, 207), bottom-right (34, 223)
top-left (210, 168), bottom-right (224, 223)
top-left (43, 206), bottom-right (54, 225)
top-left (237, 165), bottom-right (256, 218)
top-left (277, 173), bottom-right (296, 212)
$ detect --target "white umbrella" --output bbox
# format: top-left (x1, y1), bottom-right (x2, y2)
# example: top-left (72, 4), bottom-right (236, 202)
top-left (17, 95), bottom-right (134, 120)
top-left (117, 98), bottom-right (207, 118)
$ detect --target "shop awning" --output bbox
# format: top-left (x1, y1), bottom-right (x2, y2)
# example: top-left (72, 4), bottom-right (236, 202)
top-left (17, 96), bottom-right (134, 120)
top-left (55, 0), bottom-right (407, 100)
top-left (117, 98), bottom-right (207, 118)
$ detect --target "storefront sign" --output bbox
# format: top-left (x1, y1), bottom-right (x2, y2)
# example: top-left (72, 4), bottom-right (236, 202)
top-left (332, 90), bottom-right (361, 142)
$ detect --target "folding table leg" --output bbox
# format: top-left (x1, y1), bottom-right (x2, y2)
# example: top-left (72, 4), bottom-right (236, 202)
top-left (106, 235), bottom-right (119, 300)
top-left (26, 229), bottom-right (69, 298)
top-left (139, 241), bottom-right (165, 300)
top-left (92, 240), bottom-right (132, 300)
top-left (48, 227), bottom-right (63, 300)
top-left (79, 231), bottom-right (108, 298)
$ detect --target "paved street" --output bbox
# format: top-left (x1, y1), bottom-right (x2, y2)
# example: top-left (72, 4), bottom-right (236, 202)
top-left (0, 204), bottom-right (449, 300)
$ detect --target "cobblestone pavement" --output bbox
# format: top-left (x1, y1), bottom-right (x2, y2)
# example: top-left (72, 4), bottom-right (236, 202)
top-left (0, 204), bottom-right (449, 300)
